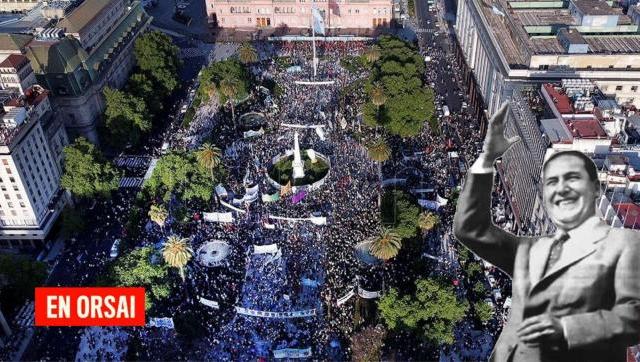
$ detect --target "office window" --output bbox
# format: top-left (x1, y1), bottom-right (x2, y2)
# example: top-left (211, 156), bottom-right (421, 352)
top-left (632, 86), bottom-right (638, 92)
top-left (1, 159), bottom-right (7, 165)
top-left (616, 85), bottom-right (623, 91)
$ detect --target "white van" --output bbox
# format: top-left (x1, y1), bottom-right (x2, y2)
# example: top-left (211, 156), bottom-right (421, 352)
top-left (443, 105), bottom-right (450, 117)
top-left (110, 239), bottom-right (121, 258)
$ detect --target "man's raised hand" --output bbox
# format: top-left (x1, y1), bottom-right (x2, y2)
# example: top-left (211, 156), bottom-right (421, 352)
top-left (482, 102), bottom-right (521, 163)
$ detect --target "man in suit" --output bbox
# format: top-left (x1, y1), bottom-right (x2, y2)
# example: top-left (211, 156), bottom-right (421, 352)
top-left (453, 103), bottom-right (640, 362)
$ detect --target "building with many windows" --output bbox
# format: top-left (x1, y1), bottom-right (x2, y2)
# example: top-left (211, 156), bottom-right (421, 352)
top-left (0, 86), bottom-right (67, 247)
top-left (454, 0), bottom-right (640, 116)
top-left (206, 0), bottom-right (393, 31)
top-left (0, 0), bottom-right (152, 143)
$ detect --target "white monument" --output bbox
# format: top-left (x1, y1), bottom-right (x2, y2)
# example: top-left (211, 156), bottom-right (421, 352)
top-left (292, 132), bottom-right (305, 179)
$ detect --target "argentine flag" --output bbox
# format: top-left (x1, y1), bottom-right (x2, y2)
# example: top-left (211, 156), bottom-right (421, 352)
top-left (312, 7), bottom-right (325, 35)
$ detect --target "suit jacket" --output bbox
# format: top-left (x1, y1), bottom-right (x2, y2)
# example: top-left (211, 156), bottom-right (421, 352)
top-left (453, 173), bottom-right (640, 362)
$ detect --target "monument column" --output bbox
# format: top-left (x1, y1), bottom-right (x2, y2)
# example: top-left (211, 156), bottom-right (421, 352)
top-left (292, 132), bottom-right (305, 179)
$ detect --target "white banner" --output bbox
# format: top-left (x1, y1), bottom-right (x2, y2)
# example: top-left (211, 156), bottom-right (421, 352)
top-left (148, 317), bottom-right (174, 329)
top-left (215, 184), bottom-right (228, 198)
top-left (220, 200), bottom-right (247, 214)
top-left (418, 199), bottom-right (440, 211)
top-left (382, 178), bottom-right (407, 187)
top-left (436, 194), bottom-right (448, 207)
top-left (357, 286), bottom-right (382, 299)
top-left (199, 297), bottom-right (220, 309)
top-left (253, 244), bottom-right (279, 254)
top-left (336, 289), bottom-right (355, 306)
top-left (235, 307), bottom-right (316, 318)
top-left (273, 348), bottom-right (312, 359)
top-left (203, 212), bottom-right (234, 223)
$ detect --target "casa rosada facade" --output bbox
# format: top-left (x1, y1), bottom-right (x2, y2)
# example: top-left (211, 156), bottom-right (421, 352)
top-left (206, 0), bottom-right (393, 30)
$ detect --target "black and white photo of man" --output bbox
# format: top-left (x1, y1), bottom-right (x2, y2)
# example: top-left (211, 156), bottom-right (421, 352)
top-left (453, 103), bottom-right (640, 362)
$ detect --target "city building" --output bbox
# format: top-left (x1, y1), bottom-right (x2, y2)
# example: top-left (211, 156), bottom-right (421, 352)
top-left (0, 86), bottom-right (67, 247)
top-left (0, 0), bottom-right (39, 13)
top-left (495, 80), bottom-right (640, 234)
top-left (0, 54), bottom-right (36, 94)
top-left (206, 0), bottom-right (393, 32)
top-left (0, 0), bottom-right (152, 143)
top-left (454, 0), bottom-right (640, 117)
top-left (494, 87), bottom-right (551, 235)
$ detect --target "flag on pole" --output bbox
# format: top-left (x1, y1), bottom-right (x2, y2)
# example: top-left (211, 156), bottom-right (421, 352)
top-left (312, 8), bottom-right (325, 35)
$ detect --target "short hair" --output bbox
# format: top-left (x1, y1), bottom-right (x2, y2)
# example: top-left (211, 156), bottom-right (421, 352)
top-left (543, 150), bottom-right (598, 184)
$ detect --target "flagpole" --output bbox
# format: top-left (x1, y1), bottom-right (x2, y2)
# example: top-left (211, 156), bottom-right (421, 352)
top-left (311, 1), bottom-right (317, 79)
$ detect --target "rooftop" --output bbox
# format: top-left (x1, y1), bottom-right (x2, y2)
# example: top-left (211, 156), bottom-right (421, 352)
top-left (543, 83), bottom-right (574, 114)
top-left (612, 203), bottom-right (640, 229)
top-left (541, 118), bottom-right (573, 143)
top-left (0, 54), bottom-right (28, 70)
top-left (565, 118), bottom-right (608, 138)
top-left (58, 0), bottom-right (115, 34)
top-left (571, 0), bottom-right (621, 16)
top-left (472, 0), bottom-right (640, 67)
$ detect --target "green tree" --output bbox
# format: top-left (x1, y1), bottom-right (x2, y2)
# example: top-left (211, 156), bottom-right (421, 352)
top-left (466, 261), bottom-right (483, 277)
top-left (366, 137), bottom-right (391, 207)
top-left (474, 301), bottom-right (494, 323)
top-left (198, 59), bottom-right (250, 106)
top-left (103, 87), bottom-right (151, 148)
top-left (148, 204), bottom-right (168, 231)
top-left (351, 324), bottom-right (387, 361)
top-left (378, 278), bottom-right (469, 345)
top-left (108, 247), bottom-right (170, 310)
top-left (134, 31), bottom-right (181, 96)
top-left (0, 255), bottom-right (48, 313)
top-left (473, 281), bottom-right (487, 296)
top-left (219, 76), bottom-right (242, 127)
top-left (162, 235), bottom-right (193, 281)
top-left (144, 152), bottom-right (215, 203)
top-left (61, 137), bottom-right (120, 199)
top-left (60, 205), bottom-right (87, 238)
top-left (371, 84), bottom-right (386, 113)
top-left (127, 72), bottom-right (163, 115)
top-left (381, 190), bottom-right (421, 240)
top-left (369, 228), bottom-right (402, 261)
top-left (418, 211), bottom-right (439, 233)
top-left (363, 36), bottom-right (435, 137)
top-left (196, 143), bottom-right (222, 182)
top-left (238, 42), bottom-right (258, 64)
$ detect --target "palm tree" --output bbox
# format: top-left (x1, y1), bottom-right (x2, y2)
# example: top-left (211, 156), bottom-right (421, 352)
top-left (366, 137), bottom-right (391, 207)
top-left (148, 204), bottom-right (168, 232)
top-left (238, 42), bottom-right (258, 64)
top-left (219, 76), bottom-right (241, 128)
top-left (205, 82), bottom-right (216, 101)
top-left (369, 228), bottom-right (401, 261)
top-left (196, 142), bottom-right (222, 182)
top-left (365, 45), bottom-right (381, 64)
top-left (162, 235), bottom-right (193, 281)
top-left (418, 211), bottom-right (439, 233)
top-left (371, 85), bottom-right (386, 122)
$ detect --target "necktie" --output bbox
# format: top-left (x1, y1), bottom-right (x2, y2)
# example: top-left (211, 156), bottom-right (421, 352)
top-left (544, 232), bottom-right (570, 275)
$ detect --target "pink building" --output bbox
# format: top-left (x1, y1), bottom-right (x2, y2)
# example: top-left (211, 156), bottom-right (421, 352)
top-left (206, 0), bottom-right (393, 31)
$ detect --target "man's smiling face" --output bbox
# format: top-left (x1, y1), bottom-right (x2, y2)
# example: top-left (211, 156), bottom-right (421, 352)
top-left (543, 154), bottom-right (599, 231)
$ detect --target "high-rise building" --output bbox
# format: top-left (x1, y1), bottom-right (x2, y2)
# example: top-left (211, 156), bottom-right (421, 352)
top-left (0, 86), bottom-right (67, 247)
top-left (0, 0), bottom-right (152, 143)
top-left (454, 0), bottom-right (640, 116)
top-left (206, 0), bottom-right (393, 32)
